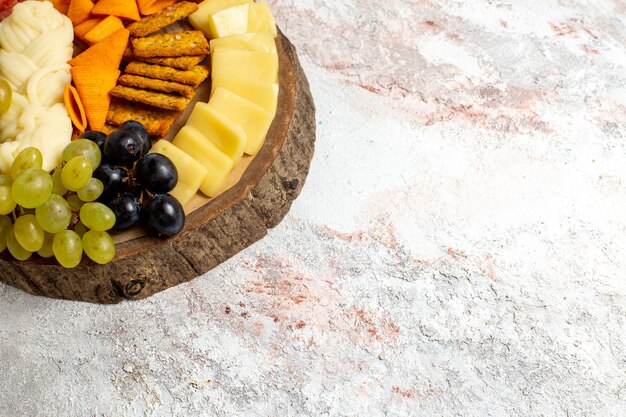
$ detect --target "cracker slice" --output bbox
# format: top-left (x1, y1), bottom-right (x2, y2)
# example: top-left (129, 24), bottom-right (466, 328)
top-left (102, 124), bottom-right (117, 135)
top-left (69, 28), bottom-right (130, 69)
top-left (107, 99), bottom-right (178, 138)
top-left (71, 66), bottom-right (121, 131)
top-left (110, 85), bottom-right (191, 111)
top-left (135, 54), bottom-right (206, 70)
top-left (128, 1), bottom-right (199, 37)
top-left (118, 74), bottom-right (196, 98)
top-left (131, 30), bottom-right (209, 58)
top-left (124, 61), bottom-right (209, 86)
top-left (91, 0), bottom-right (141, 21)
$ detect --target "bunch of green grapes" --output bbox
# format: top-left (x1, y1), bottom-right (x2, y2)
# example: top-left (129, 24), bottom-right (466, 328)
top-left (0, 142), bottom-right (116, 268)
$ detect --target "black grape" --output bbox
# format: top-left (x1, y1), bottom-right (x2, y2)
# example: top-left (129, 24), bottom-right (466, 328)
top-left (107, 192), bottom-right (142, 232)
top-left (136, 153), bottom-right (178, 194)
top-left (104, 129), bottom-right (143, 166)
top-left (121, 120), bottom-right (151, 155)
top-left (93, 163), bottom-right (130, 199)
top-left (79, 131), bottom-right (106, 154)
top-left (143, 194), bottom-right (184, 237)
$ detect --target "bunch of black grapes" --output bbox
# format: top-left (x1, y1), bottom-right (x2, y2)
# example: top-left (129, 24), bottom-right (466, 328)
top-left (80, 121), bottom-right (184, 237)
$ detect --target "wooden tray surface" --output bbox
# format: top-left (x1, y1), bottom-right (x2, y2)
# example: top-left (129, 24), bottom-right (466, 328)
top-left (0, 29), bottom-right (316, 303)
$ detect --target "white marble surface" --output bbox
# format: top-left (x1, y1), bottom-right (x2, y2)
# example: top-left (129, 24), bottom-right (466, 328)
top-left (1, 0), bottom-right (626, 415)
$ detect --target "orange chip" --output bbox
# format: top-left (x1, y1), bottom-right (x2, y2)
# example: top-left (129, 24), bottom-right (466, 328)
top-left (71, 66), bottom-right (121, 131)
top-left (48, 0), bottom-right (71, 15)
top-left (64, 85), bottom-right (88, 132)
top-left (136, 0), bottom-right (176, 15)
top-left (91, 0), bottom-right (141, 21)
top-left (69, 28), bottom-right (130, 69)
top-left (67, 0), bottom-right (95, 26)
top-left (74, 17), bottom-right (103, 42)
top-left (84, 15), bottom-right (124, 44)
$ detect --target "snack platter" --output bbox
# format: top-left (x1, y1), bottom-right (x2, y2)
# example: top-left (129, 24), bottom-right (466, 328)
top-left (0, 0), bottom-right (316, 303)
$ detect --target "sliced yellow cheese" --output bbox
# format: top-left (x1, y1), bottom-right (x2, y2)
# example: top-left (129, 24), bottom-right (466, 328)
top-left (209, 32), bottom-right (277, 54)
top-left (150, 140), bottom-right (208, 206)
top-left (247, 2), bottom-right (277, 37)
top-left (211, 78), bottom-right (278, 117)
top-left (207, 87), bottom-right (274, 156)
top-left (189, 0), bottom-right (252, 38)
top-left (208, 3), bottom-right (250, 39)
top-left (172, 125), bottom-right (233, 197)
top-left (187, 102), bottom-right (246, 165)
top-left (211, 49), bottom-right (278, 84)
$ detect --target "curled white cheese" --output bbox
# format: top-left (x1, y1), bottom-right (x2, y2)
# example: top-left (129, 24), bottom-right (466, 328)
top-left (0, 0), bottom-right (73, 174)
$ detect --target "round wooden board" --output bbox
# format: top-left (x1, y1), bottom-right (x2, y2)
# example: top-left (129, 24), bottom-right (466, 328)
top-left (0, 30), bottom-right (316, 304)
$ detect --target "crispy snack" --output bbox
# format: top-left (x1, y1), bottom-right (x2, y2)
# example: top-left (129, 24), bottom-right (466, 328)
top-left (136, 0), bottom-right (177, 16)
top-left (107, 99), bottom-right (178, 138)
top-left (84, 15), bottom-right (124, 44)
top-left (110, 85), bottom-right (190, 111)
top-left (102, 124), bottom-right (117, 135)
top-left (67, 0), bottom-right (94, 26)
top-left (124, 61), bottom-right (209, 86)
top-left (131, 31), bottom-right (209, 58)
top-left (69, 28), bottom-right (130, 69)
top-left (74, 17), bottom-right (103, 42)
top-left (64, 85), bottom-right (87, 132)
top-left (50, 0), bottom-right (71, 15)
top-left (91, 0), bottom-right (141, 21)
top-left (118, 74), bottom-right (195, 98)
top-left (135, 54), bottom-right (207, 70)
top-left (123, 43), bottom-right (134, 61)
top-left (71, 66), bottom-right (121, 131)
top-left (128, 2), bottom-right (199, 37)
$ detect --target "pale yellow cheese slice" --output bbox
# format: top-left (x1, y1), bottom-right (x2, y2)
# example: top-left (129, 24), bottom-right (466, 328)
top-left (172, 125), bottom-right (233, 197)
top-left (211, 49), bottom-right (278, 84)
top-left (247, 2), bottom-right (277, 37)
top-left (209, 32), bottom-right (277, 55)
top-left (189, 0), bottom-right (253, 38)
top-left (207, 87), bottom-right (274, 156)
top-left (186, 101), bottom-right (246, 165)
top-left (210, 78), bottom-right (278, 117)
top-left (208, 3), bottom-right (250, 39)
top-left (150, 140), bottom-right (208, 206)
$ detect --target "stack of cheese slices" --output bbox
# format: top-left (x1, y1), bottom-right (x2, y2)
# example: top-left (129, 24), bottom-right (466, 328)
top-left (150, 0), bottom-right (279, 206)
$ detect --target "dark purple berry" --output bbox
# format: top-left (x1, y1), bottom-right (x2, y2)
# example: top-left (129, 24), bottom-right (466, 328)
top-left (136, 153), bottom-right (178, 194)
top-left (143, 194), bottom-right (184, 237)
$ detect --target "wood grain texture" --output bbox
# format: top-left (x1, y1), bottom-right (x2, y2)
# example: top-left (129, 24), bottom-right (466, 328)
top-left (0, 30), bottom-right (316, 304)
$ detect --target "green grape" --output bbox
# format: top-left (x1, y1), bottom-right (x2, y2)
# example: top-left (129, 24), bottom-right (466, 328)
top-left (11, 147), bottom-right (43, 179)
top-left (35, 194), bottom-right (72, 233)
top-left (0, 175), bottom-right (16, 215)
top-left (0, 79), bottom-right (11, 115)
top-left (67, 194), bottom-right (84, 211)
top-left (6, 225), bottom-right (32, 261)
top-left (37, 232), bottom-right (55, 258)
top-left (77, 178), bottom-right (103, 202)
top-left (79, 202), bottom-right (115, 231)
top-left (51, 168), bottom-right (67, 196)
top-left (52, 230), bottom-right (82, 268)
top-left (82, 230), bottom-right (115, 264)
top-left (61, 156), bottom-right (92, 191)
top-left (62, 139), bottom-right (101, 170)
top-left (13, 214), bottom-right (44, 252)
top-left (12, 168), bottom-right (52, 209)
top-left (73, 221), bottom-right (88, 238)
top-left (0, 215), bottom-right (11, 253)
